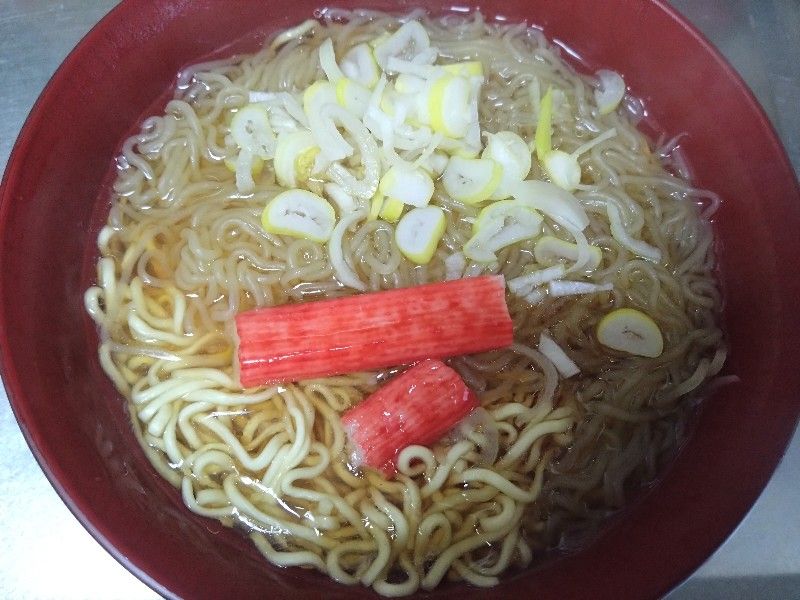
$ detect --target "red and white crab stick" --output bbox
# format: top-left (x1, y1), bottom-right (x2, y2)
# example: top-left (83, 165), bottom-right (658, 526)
top-left (235, 275), bottom-right (512, 387)
top-left (341, 358), bottom-right (478, 477)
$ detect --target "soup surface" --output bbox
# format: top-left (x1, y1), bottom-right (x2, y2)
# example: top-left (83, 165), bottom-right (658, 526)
top-left (85, 8), bottom-right (725, 595)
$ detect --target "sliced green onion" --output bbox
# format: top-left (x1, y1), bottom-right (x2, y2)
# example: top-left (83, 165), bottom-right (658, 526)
top-left (379, 165), bottom-right (434, 208)
top-left (507, 264), bottom-right (566, 297)
top-left (481, 131), bottom-right (532, 200)
top-left (547, 280), bottom-right (613, 297)
top-left (534, 86), bottom-right (553, 161)
top-left (378, 197), bottom-right (405, 222)
top-left (340, 43), bottom-right (380, 89)
top-left (273, 130), bottom-right (319, 188)
top-left (304, 81), bottom-right (353, 161)
top-left (442, 156), bottom-right (502, 205)
top-left (542, 128), bottom-right (618, 192)
top-left (464, 200), bottom-right (543, 263)
top-left (538, 332), bottom-right (580, 378)
top-left (594, 69), bottom-right (626, 115)
top-left (329, 208), bottom-right (367, 291)
top-left (318, 38), bottom-right (345, 83)
top-left (335, 77), bottom-right (371, 118)
top-left (373, 20), bottom-right (432, 70)
top-left (323, 182), bottom-right (356, 214)
top-left (510, 179), bottom-right (590, 231)
top-left (262, 189), bottom-right (336, 243)
top-left (427, 75), bottom-right (472, 138)
top-left (442, 60), bottom-right (484, 78)
top-left (542, 150), bottom-right (582, 191)
top-left (395, 206), bottom-right (446, 264)
top-left (597, 308), bottom-right (663, 358)
top-left (231, 104), bottom-right (276, 160)
top-left (534, 235), bottom-right (603, 271)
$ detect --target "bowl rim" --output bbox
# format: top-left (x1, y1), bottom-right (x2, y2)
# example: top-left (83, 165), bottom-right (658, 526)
top-left (0, 2), bottom-right (181, 597)
top-left (1, 1), bottom-right (799, 599)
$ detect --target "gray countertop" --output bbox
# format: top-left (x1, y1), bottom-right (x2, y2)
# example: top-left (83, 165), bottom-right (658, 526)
top-left (1, 2), bottom-right (798, 599)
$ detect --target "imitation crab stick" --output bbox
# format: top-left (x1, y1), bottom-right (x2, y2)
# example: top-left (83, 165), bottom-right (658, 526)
top-left (341, 358), bottom-right (479, 477)
top-left (235, 275), bottom-right (512, 387)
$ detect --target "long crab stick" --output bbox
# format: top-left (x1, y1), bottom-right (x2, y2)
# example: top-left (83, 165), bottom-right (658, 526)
top-left (235, 275), bottom-right (512, 387)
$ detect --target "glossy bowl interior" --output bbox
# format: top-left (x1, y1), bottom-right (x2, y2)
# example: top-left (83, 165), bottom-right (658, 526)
top-left (2, 1), bottom-right (799, 598)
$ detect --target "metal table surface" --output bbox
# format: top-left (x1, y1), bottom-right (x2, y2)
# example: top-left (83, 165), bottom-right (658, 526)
top-left (0, 1), bottom-right (798, 598)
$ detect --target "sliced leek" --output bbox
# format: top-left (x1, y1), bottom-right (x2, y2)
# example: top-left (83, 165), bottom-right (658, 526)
top-left (395, 206), bottom-right (446, 264)
top-left (304, 81), bottom-right (353, 161)
top-left (378, 197), bottom-right (405, 222)
top-left (368, 192), bottom-right (383, 221)
top-left (233, 149), bottom-right (258, 194)
top-left (597, 308), bottom-right (663, 358)
top-left (261, 189), bottom-right (336, 242)
top-left (231, 104), bottom-right (276, 159)
top-left (533, 81), bottom-right (618, 191)
top-left (318, 104), bottom-right (378, 197)
top-left (323, 182), bottom-right (356, 214)
top-left (538, 332), bottom-right (580, 378)
top-left (481, 131), bottom-right (532, 200)
top-left (547, 280), bottom-right (613, 298)
top-left (542, 128), bottom-right (618, 192)
top-left (510, 180), bottom-right (590, 231)
top-left (507, 264), bottom-right (566, 297)
top-left (594, 69), bottom-right (626, 115)
top-left (442, 156), bottom-right (502, 205)
top-left (378, 165), bottom-right (434, 208)
top-left (428, 75), bottom-right (472, 138)
top-left (472, 200), bottom-right (543, 237)
top-left (340, 43), bottom-right (380, 89)
top-left (542, 150), bottom-right (582, 192)
top-left (335, 78), bottom-right (371, 118)
top-left (534, 235), bottom-right (603, 271)
top-left (373, 20), bottom-right (432, 70)
top-left (273, 130), bottom-right (319, 188)
top-left (224, 154), bottom-right (264, 177)
top-left (437, 135), bottom-right (482, 159)
top-left (394, 73), bottom-right (426, 94)
top-left (303, 80), bottom-right (338, 115)
top-left (418, 151), bottom-right (449, 177)
top-left (318, 38), bottom-right (345, 83)
top-left (248, 91), bottom-right (308, 131)
top-left (464, 200), bottom-right (543, 262)
top-left (534, 86), bottom-right (553, 162)
top-left (442, 60), bottom-right (484, 77)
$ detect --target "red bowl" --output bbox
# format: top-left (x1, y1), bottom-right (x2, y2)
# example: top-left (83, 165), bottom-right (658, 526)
top-left (1, 1), bottom-right (799, 598)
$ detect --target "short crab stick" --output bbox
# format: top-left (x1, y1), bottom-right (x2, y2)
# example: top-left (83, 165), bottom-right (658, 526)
top-left (235, 275), bottom-right (512, 387)
top-left (341, 358), bottom-right (479, 477)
